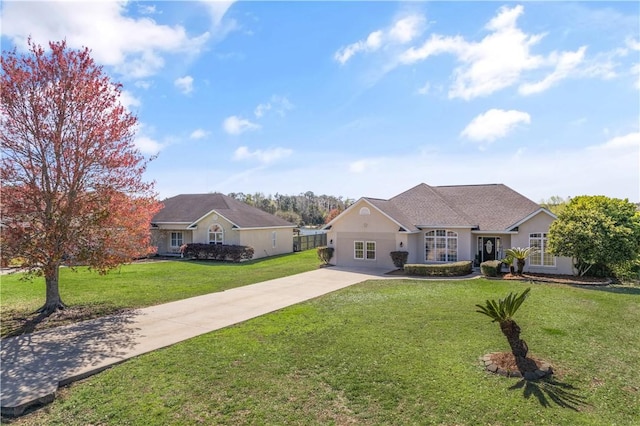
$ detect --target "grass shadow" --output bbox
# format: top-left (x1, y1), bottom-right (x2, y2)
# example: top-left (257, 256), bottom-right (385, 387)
top-left (570, 284), bottom-right (640, 295)
top-left (508, 377), bottom-right (588, 410)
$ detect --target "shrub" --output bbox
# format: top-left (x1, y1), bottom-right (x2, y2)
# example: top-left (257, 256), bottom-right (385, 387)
top-left (180, 243), bottom-right (254, 262)
top-left (404, 261), bottom-right (472, 277)
top-left (317, 246), bottom-right (334, 265)
top-left (390, 251), bottom-right (409, 268)
top-left (480, 260), bottom-right (503, 277)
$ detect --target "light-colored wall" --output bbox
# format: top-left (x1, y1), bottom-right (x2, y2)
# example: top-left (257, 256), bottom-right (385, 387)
top-left (327, 200), bottom-right (400, 269)
top-left (238, 227), bottom-right (294, 259)
top-left (151, 225), bottom-right (193, 255)
top-left (153, 211), bottom-right (294, 259)
top-left (192, 212), bottom-right (240, 245)
top-left (512, 211), bottom-right (573, 275)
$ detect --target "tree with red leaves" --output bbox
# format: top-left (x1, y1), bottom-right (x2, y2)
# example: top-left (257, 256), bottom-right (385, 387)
top-left (1, 40), bottom-right (162, 315)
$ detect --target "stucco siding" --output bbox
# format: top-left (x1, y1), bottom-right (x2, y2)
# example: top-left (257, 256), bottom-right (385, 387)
top-left (238, 228), bottom-right (294, 259)
top-left (328, 200), bottom-right (400, 268)
top-left (192, 212), bottom-right (240, 245)
top-left (512, 211), bottom-right (573, 275)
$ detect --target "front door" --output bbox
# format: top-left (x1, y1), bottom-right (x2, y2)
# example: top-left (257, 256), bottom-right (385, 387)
top-left (483, 237), bottom-right (496, 262)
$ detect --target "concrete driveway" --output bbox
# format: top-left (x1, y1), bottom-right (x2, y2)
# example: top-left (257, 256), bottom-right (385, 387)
top-left (0, 266), bottom-right (390, 417)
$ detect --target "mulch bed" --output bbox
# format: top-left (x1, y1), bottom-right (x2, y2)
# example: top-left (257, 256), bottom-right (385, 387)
top-left (500, 272), bottom-right (610, 286)
top-left (480, 351), bottom-right (553, 380)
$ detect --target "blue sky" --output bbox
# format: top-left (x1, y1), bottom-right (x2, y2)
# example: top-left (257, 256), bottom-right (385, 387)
top-left (2, 1), bottom-right (639, 203)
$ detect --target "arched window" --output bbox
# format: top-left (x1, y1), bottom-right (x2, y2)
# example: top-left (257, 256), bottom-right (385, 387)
top-left (209, 224), bottom-right (224, 245)
top-left (425, 230), bottom-right (458, 262)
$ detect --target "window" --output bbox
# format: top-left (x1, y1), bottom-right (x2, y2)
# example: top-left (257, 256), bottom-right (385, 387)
top-left (209, 224), bottom-right (224, 245)
top-left (529, 233), bottom-right (555, 266)
top-left (425, 230), bottom-right (458, 262)
top-left (170, 232), bottom-right (183, 248)
top-left (272, 231), bottom-right (277, 248)
top-left (354, 241), bottom-right (376, 260)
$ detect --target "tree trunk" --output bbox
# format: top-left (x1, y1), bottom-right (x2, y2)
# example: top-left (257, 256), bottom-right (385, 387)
top-left (500, 319), bottom-right (528, 359)
top-left (37, 263), bottom-right (66, 315)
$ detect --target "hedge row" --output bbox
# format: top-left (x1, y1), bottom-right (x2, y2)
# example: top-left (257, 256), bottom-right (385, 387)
top-left (180, 243), bottom-right (254, 262)
top-left (480, 260), bottom-right (502, 277)
top-left (404, 261), bottom-right (472, 277)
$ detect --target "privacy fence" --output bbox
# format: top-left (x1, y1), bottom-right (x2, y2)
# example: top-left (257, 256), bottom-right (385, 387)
top-left (293, 233), bottom-right (327, 252)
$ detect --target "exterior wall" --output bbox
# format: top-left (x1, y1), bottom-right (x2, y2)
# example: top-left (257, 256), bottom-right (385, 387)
top-left (151, 226), bottom-right (193, 255)
top-left (191, 212), bottom-right (240, 246)
top-left (238, 227), bottom-right (294, 259)
top-left (511, 211), bottom-right (573, 275)
top-left (153, 210), bottom-right (294, 260)
top-left (327, 200), bottom-right (399, 269)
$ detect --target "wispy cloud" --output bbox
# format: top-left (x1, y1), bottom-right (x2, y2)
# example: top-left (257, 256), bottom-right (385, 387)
top-left (233, 146), bottom-right (293, 164)
top-left (461, 109), bottom-right (531, 146)
top-left (190, 129), bottom-right (210, 140)
top-left (223, 116), bottom-right (261, 135)
top-left (254, 95), bottom-right (294, 118)
top-left (335, 14), bottom-right (426, 65)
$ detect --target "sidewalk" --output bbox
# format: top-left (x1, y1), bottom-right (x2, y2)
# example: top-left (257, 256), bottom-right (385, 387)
top-left (0, 266), bottom-right (389, 417)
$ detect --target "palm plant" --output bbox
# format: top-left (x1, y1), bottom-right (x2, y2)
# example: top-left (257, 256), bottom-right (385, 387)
top-left (476, 288), bottom-right (531, 359)
top-left (505, 247), bottom-right (538, 275)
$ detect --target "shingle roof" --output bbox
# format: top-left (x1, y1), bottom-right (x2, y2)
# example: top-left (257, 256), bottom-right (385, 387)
top-left (152, 193), bottom-right (295, 229)
top-left (366, 183), bottom-right (542, 231)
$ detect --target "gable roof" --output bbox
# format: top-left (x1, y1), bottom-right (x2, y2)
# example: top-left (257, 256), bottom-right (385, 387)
top-left (152, 193), bottom-right (295, 229)
top-left (329, 183), bottom-right (542, 232)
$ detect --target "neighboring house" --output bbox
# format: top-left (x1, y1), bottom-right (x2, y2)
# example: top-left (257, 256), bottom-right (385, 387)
top-left (151, 193), bottom-right (296, 259)
top-left (324, 183), bottom-right (573, 274)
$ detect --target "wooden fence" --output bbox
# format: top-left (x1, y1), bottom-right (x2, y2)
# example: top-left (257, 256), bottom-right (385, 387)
top-left (293, 233), bottom-right (327, 252)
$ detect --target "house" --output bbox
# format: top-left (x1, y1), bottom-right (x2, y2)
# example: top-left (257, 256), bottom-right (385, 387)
top-left (324, 183), bottom-right (573, 274)
top-left (151, 193), bottom-right (296, 259)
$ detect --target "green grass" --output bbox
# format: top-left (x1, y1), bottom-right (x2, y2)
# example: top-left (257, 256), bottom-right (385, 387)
top-left (0, 250), bottom-right (321, 337)
top-left (9, 278), bottom-right (640, 425)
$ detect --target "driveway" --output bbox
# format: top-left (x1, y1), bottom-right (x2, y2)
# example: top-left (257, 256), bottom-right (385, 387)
top-left (0, 266), bottom-right (389, 417)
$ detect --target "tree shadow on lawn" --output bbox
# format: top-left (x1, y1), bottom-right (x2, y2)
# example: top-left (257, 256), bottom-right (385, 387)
top-left (569, 284), bottom-right (640, 295)
top-left (509, 377), bottom-right (588, 410)
top-left (2, 304), bottom-right (129, 339)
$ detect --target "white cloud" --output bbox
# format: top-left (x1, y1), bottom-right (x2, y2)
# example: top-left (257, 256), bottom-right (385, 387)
top-left (1, 1), bottom-right (210, 79)
top-left (254, 95), bottom-right (294, 118)
top-left (233, 146), bottom-right (293, 164)
top-left (590, 131), bottom-right (640, 151)
top-left (223, 116), bottom-right (261, 135)
top-left (119, 90), bottom-right (141, 111)
top-left (174, 76), bottom-right (194, 94)
top-left (349, 159), bottom-right (380, 173)
top-left (416, 81), bottom-right (431, 95)
top-left (519, 46), bottom-right (587, 95)
top-left (399, 5), bottom-right (617, 99)
top-left (335, 13), bottom-right (426, 64)
top-left (135, 135), bottom-right (163, 155)
top-left (190, 129), bottom-right (210, 140)
top-left (199, 0), bottom-right (236, 27)
top-left (401, 5), bottom-right (546, 100)
top-left (461, 109), bottom-right (531, 144)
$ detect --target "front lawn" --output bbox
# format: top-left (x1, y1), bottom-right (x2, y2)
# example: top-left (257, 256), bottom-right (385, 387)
top-left (0, 250), bottom-right (321, 337)
top-left (9, 279), bottom-right (640, 425)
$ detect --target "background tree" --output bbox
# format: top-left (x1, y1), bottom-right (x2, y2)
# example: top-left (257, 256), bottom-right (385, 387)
top-left (547, 196), bottom-right (640, 277)
top-left (1, 40), bottom-right (161, 315)
top-left (539, 195), bottom-right (571, 215)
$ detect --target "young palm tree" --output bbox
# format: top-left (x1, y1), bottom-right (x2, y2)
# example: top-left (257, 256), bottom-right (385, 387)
top-left (505, 247), bottom-right (538, 275)
top-left (476, 288), bottom-right (531, 359)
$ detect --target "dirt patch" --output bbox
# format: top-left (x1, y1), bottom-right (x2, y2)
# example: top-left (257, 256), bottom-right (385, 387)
top-left (480, 351), bottom-right (553, 380)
